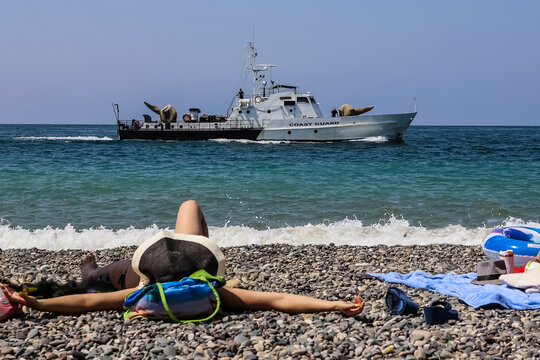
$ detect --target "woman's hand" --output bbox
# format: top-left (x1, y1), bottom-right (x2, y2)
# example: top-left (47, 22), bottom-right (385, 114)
top-left (0, 284), bottom-right (40, 310)
top-left (2, 284), bottom-right (132, 314)
top-left (335, 295), bottom-right (365, 317)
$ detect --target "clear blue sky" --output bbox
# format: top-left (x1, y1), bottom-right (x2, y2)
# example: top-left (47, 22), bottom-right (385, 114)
top-left (1, 1), bottom-right (539, 125)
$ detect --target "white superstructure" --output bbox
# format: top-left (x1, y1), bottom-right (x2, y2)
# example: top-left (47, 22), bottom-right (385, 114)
top-left (227, 42), bottom-right (416, 141)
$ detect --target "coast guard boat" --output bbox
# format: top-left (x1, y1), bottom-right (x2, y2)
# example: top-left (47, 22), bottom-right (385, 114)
top-left (115, 42), bottom-right (416, 141)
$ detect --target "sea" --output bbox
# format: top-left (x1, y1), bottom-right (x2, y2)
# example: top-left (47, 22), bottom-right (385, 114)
top-left (0, 125), bottom-right (538, 250)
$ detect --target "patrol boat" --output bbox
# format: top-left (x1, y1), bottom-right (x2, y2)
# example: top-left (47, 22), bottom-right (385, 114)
top-left (115, 42), bottom-right (416, 141)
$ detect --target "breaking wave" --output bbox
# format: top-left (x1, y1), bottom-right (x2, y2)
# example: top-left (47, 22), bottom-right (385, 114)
top-left (1, 217), bottom-right (538, 251)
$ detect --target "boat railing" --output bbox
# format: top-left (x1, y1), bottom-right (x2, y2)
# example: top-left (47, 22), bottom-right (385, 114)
top-left (117, 119), bottom-right (263, 131)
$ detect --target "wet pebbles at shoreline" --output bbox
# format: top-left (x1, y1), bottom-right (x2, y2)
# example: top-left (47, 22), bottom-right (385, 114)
top-left (1, 244), bottom-right (539, 359)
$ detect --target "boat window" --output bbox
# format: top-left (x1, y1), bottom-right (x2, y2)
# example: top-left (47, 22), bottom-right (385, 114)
top-left (309, 97), bottom-right (317, 103)
top-left (279, 96), bottom-right (291, 100)
top-left (297, 97), bottom-right (309, 103)
top-left (284, 100), bottom-right (296, 106)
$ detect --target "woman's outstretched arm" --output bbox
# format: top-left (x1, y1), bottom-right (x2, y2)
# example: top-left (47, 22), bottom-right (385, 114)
top-left (0, 284), bottom-right (135, 314)
top-left (2, 284), bottom-right (365, 316)
top-left (218, 286), bottom-right (365, 317)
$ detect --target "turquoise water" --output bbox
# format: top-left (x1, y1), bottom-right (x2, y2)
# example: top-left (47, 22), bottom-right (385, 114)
top-left (0, 125), bottom-right (538, 249)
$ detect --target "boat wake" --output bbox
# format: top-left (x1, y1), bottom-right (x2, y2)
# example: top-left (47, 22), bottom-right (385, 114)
top-left (350, 136), bottom-right (389, 143)
top-left (15, 136), bottom-right (114, 141)
top-left (211, 137), bottom-right (389, 144)
top-left (210, 138), bottom-right (290, 145)
top-left (1, 217), bottom-right (538, 251)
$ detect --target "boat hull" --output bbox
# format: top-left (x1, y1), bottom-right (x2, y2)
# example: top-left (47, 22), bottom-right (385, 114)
top-left (258, 112), bottom-right (416, 141)
top-left (118, 128), bottom-right (262, 141)
top-left (117, 112), bottom-right (416, 142)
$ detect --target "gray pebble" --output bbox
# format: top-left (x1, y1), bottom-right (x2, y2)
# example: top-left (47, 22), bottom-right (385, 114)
top-left (0, 347), bottom-right (13, 355)
top-left (26, 328), bottom-right (39, 339)
top-left (0, 244), bottom-right (536, 359)
top-left (233, 334), bottom-right (250, 346)
top-left (163, 345), bottom-right (176, 356)
top-left (99, 345), bottom-right (116, 356)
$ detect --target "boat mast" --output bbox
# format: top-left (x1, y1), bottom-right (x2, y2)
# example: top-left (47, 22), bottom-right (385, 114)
top-left (247, 42), bottom-right (276, 100)
top-left (248, 41), bottom-right (258, 98)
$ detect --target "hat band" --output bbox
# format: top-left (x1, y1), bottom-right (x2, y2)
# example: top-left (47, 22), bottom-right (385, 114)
top-left (476, 274), bottom-right (501, 281)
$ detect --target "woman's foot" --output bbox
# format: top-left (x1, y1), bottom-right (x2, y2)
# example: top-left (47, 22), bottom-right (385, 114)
top-left (80, 254), bottom-right (98, 283)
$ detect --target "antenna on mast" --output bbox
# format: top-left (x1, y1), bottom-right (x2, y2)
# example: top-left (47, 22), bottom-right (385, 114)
top-left (245, 35), bottom-right (276, 99)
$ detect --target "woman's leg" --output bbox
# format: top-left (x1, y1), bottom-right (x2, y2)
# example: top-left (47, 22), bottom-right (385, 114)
top-left (81, 255), bottom-right (139, 291)
top-left (81, 200), bottom-right (208, 291)
top-left (174, 200), bottom-right (209, 237)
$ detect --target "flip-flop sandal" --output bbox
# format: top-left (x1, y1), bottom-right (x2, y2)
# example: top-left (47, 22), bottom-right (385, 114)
top-left (424, 300), bottom-right (459, 325)
top-left (385, 287), bottom-right (419, 315)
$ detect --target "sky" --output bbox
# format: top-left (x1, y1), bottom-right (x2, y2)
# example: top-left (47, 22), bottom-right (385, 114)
top-left (1, 1), bottom-right (539, 126)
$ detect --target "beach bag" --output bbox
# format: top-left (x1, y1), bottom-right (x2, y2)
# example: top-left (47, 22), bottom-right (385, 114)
top-left (123, 270), bottom-right (225, 322)
top-left (132, 230), bottom-right (225, 286)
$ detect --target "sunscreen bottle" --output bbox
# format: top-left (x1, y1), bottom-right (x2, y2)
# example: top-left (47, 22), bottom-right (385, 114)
top-left (499, 250), bottom-right (515, 274)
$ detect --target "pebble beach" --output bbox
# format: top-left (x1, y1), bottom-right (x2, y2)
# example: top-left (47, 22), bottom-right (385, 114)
top-left (1, 244), bottom-right (539, 360)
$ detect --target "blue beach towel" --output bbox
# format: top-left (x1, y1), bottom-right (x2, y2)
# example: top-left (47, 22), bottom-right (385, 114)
top-left (369, 271), bottom-right (540, 310)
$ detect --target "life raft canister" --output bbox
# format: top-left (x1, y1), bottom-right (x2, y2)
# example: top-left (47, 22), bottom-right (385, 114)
top-left (482, 226), bottom-right (540, 267)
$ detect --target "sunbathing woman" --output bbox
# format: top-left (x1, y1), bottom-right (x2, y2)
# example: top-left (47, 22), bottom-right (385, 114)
top-left (1, 200), bottom-right (365, 317)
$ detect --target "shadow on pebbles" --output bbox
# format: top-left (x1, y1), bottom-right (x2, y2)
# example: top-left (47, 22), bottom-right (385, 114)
top-left (1, 244), bottom-right (539, 359)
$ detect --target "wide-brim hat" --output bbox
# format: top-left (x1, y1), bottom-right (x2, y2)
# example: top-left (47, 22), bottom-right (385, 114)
top-left (470, 260), bottom-right (506, 285)
top-left (132, 230), bottom-right (225, 287)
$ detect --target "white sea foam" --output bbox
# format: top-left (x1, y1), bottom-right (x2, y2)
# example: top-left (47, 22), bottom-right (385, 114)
top-left (1, 217), bottom-right (538, 251)
top-left (15, 136), bottom-right (114, 141)
top-left (0, 223), bottom-right (161, 251)
top-left (210, 138), bottom-right (290, 144)
top-left (211, 137), bottom-right (389, 144)
top-left (350, 136), bottom-right (389, 143)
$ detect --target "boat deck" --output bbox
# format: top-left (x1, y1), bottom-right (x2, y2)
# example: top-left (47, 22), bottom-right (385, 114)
top-left (117, 120), bottom-right (263, 141)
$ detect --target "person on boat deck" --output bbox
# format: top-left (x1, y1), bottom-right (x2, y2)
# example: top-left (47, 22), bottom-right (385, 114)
top-left (331, 108), bottom-right (338, 118)
top-left (238, 88), bottom-right (244, 99)
top-left (1, 200), bottom-right (365, 317)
